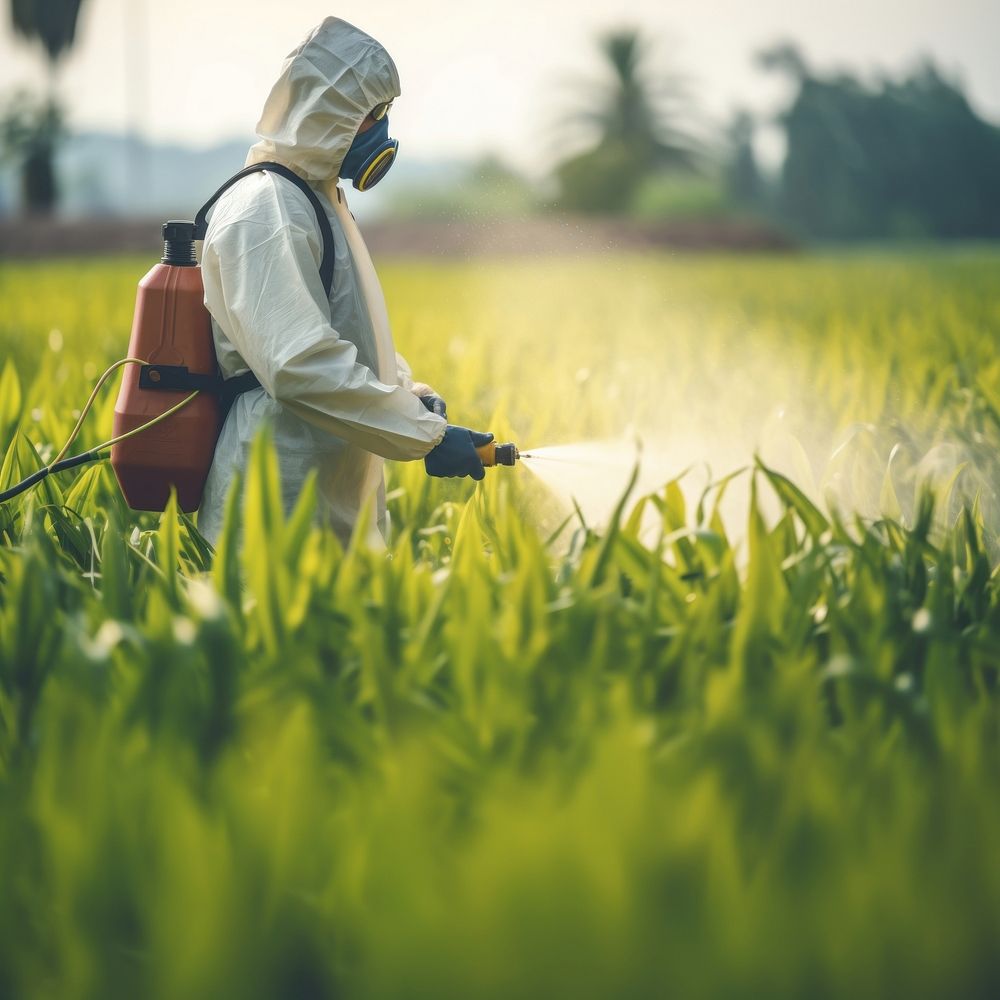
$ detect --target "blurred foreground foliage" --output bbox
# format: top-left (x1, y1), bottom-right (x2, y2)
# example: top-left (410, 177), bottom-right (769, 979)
top-left (1, 251), bottom-right (1000, 997)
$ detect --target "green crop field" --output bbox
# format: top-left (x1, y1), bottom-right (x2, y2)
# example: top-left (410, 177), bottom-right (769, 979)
top-left (1, 249), bottom-right (1000, 999)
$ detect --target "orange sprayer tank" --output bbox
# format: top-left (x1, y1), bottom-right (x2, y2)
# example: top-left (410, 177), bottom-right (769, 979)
top-left (111, 223), bottom-right (221, 513)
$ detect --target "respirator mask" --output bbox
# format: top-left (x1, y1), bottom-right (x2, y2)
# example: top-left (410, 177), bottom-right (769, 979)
top-left (340, 103), bottom-right (399, 192)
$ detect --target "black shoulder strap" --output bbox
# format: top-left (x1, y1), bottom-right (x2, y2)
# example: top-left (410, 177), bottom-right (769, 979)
top-left (142, 164), bottom-right (340, 413)
top-left (194, 161), bottom-right (335, 297)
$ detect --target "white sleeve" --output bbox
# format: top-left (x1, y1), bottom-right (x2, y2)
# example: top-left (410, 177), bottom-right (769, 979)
top-left (395, 352), bottom-right (415, 390)
top-left (202, 177), bottom-right (447, 461)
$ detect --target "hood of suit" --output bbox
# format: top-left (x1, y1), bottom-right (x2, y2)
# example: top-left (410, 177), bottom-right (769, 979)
top-left (245, 17), bottom-right (400, 182)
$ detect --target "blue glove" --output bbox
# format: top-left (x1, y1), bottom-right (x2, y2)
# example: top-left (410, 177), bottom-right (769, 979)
top-left (425, 426), bottom-right (494, 481)
top-left (419, 393), bottom-right (448, 419)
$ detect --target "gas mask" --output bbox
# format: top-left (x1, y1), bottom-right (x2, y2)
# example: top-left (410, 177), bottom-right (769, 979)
top-left (340, 114), bottom-right (399, 191)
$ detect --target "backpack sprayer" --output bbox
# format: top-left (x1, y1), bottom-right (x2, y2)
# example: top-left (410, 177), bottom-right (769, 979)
top-left (0, 165), bottom-right (521, 512)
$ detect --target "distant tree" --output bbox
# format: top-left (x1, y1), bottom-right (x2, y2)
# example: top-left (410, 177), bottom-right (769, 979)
top-left (7, 0), bottom-right (88, 213)
top-left (0, 90), bottom-right (63, 211)
top-left (555, 28), bottom-right (701, 214)
top-left (11, 0), bottom-right (86, 63)
top-left (756, 41), bottom-right (810, 83)
top-left (724, 109), bottom-right (762, 209)
top-left (760, 45), bottom-right (1000, 240)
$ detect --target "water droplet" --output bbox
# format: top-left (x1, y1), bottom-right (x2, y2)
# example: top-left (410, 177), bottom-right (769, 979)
top-left (94, 620), bottom-right (125, 653)
top-left (173, 618), bottom-right (197, 645)
top-left (187, 579), bottom-right (224, 620)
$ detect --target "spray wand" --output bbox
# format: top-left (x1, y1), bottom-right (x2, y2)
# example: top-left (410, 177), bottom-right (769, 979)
top-left (475, 441), bottom-right (521, 467)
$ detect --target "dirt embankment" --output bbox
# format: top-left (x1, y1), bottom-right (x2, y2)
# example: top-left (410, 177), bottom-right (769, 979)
top-left (0, 214), bottom-right (795, 261)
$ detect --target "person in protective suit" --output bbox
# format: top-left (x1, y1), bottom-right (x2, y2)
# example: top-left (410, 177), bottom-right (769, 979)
top-left (197, 17), bottom-right (492, 546)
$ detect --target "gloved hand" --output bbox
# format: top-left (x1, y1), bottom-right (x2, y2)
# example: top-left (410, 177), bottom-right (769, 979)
top-left (412, 381), bottom-right (447, 419)
top-left (425, 426), bottom-right (494, 481)
top-left (419, 393), bottom-right (447, 418)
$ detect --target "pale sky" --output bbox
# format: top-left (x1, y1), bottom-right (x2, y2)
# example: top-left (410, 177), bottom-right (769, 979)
top-left (2, 0), bottom-right (998, 172)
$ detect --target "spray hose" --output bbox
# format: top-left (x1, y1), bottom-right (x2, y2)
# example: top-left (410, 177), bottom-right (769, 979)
top-left (0, 359), bottom-right (199, 505)
top-left (0, 358), bottom-right (524, 506)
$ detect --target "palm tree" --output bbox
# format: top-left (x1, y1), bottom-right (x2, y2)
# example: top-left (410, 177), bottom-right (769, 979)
top-left (589, 31), bottom-right (699, 170)
top-left (555, 28), bottom-right (701, 213)
top-left (11, 0), bottom-right (86, 64)
top-left (8, 0), bottom-right (88, 213)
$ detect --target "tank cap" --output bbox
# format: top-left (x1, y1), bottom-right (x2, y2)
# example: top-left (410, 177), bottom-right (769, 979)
top-left (161, 220), bottom-right (197, 266)
top-left (162, 220), bottom-right (196, 241)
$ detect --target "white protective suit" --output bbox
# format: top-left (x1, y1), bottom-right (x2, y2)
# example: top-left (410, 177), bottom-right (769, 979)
top-left (197, 17), bottom-right (447, 546)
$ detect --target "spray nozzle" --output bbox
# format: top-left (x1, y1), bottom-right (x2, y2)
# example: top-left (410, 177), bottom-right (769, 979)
top-left (475, 440), bottom-right (520, 468)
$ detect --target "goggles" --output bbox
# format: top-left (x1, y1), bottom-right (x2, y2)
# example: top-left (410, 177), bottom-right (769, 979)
top-left (370, 101), bottom-right (393, 122)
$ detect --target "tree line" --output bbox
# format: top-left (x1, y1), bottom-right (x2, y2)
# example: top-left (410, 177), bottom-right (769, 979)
top-left (555, 34), bottom-right (1000, 241)
top-left (3, 4), bottom-right (999, 242)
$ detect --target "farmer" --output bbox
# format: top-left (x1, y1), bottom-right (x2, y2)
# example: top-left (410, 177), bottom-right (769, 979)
top-left (197, 16), bottom-right (492, 545)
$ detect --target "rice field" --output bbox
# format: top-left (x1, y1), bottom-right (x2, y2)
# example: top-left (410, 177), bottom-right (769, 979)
top-left (1, 247), bottom-right (999, 998)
